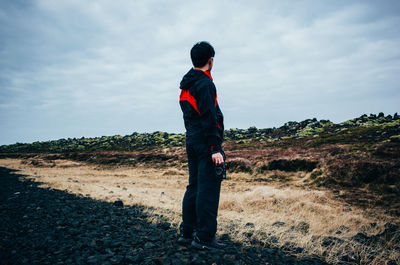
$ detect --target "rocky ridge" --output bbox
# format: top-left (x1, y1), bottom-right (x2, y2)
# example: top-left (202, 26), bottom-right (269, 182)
top-left (0, 113), bottom-right (399, 153)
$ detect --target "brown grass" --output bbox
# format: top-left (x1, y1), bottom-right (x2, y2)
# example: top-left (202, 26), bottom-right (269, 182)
top-left (0, 158), bottom-right (398, 264)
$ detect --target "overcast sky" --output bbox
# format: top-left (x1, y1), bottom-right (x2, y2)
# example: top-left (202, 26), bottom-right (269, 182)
top-left (1, 0), bottom-right (399, 145)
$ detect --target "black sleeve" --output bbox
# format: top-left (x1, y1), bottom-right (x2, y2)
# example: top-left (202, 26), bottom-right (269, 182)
top-left (196, 80), bottom-right (223, 153)
top-left (216, 103), bottom-right (224, 140)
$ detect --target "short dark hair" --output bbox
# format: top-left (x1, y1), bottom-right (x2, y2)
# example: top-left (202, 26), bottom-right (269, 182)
top-left (190, 41), bottom-right (215, 68)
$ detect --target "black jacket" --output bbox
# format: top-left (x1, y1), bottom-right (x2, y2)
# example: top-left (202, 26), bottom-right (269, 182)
top-left (179, 68), bottom-right (224, 153)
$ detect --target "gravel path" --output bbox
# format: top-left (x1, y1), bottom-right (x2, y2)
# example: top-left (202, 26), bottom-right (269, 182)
top-left (0, 166), bottom-right (330, 265)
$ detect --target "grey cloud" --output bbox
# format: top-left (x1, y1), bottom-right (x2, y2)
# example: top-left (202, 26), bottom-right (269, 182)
top-left (0, 0), bottom-right (399, 144)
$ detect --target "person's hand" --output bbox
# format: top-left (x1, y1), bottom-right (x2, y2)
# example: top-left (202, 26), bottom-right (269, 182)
top-left (212, 152), bottom-right (224, 166)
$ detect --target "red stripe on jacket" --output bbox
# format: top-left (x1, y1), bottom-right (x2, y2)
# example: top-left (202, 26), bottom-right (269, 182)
top-left (203, 70), bottom-right (218, 107)
top-left (180, 89), bottom-right (201, 116)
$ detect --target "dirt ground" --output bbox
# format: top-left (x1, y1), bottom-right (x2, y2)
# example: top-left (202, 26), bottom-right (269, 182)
top-left (1, 158), bottom-right (398, 264)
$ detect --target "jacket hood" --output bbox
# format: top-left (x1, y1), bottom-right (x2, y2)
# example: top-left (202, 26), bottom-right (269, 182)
top-left (180, 68), bottom-right (209, 90)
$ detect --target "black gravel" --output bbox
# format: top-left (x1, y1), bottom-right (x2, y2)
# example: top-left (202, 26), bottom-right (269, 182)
top-left (0, 166), bottom-right (331, 265)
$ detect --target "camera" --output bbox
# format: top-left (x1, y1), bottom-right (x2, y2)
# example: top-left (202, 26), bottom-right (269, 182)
top-left (215, 151), bottom-right (226, 180)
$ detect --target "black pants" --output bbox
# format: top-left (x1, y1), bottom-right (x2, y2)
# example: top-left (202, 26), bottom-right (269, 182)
top-left (180, 137), bottom-right (222, 242)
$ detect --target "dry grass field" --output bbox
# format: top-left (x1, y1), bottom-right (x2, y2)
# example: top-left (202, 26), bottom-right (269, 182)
top-left (0, 157), bottom-right (398, 264)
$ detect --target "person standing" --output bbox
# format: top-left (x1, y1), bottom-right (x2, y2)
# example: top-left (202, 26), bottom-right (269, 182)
top-left (177, 41), bottom-right (225, 249)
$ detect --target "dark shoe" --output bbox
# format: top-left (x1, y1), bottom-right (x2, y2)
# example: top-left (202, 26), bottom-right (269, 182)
top-left (177, 235), bottom-right (193, 245)
top-left (191, 235), bottom-right (226, 250)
